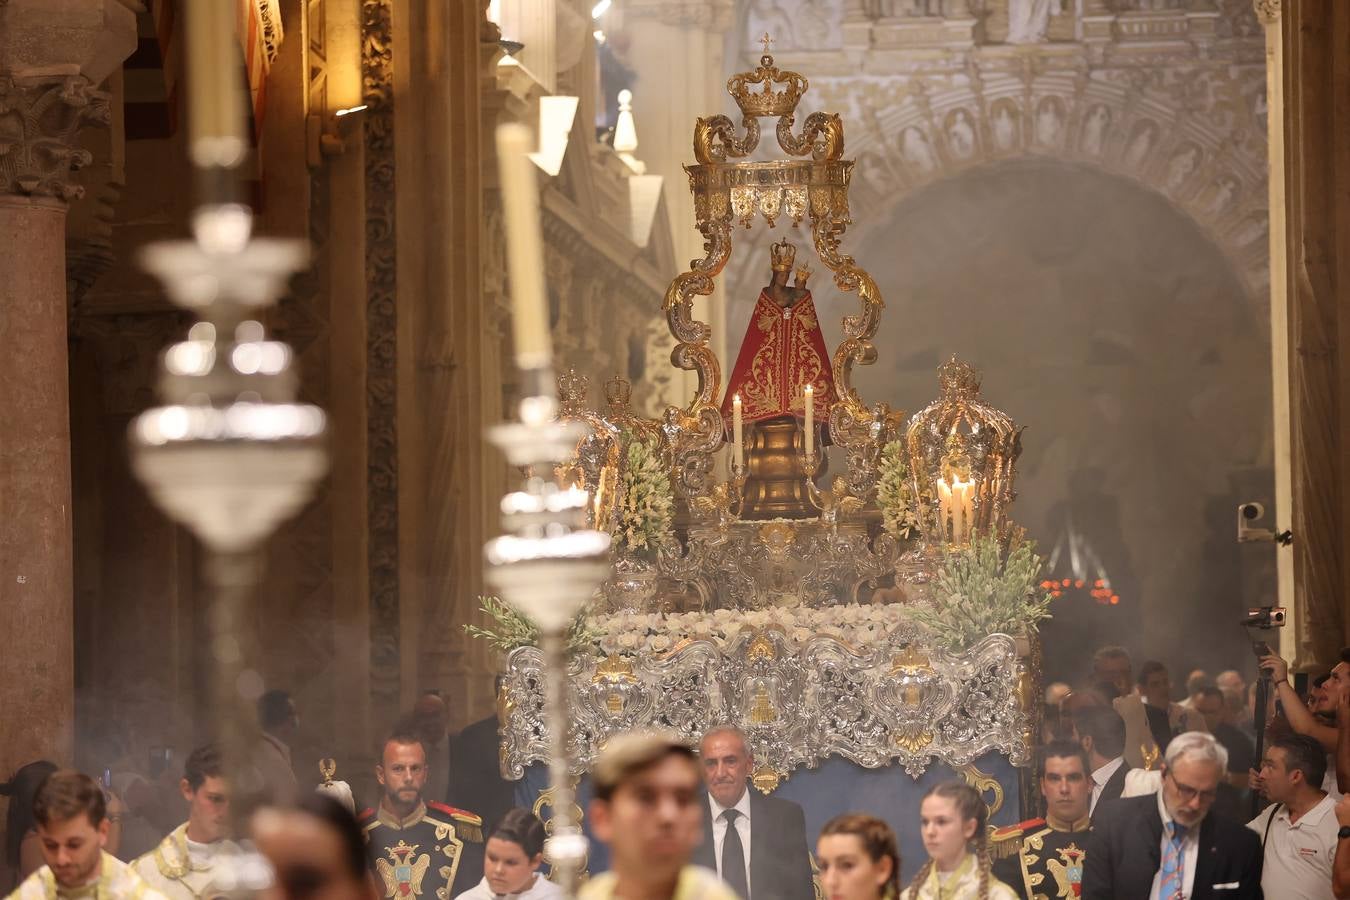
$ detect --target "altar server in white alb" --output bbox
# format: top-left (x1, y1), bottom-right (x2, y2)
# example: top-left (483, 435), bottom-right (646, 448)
top-left (453, 808), bottom-right (560, 900)
top-left (9, 770), bottom-right (168, 900)
top-left (133, 745), bottom-right (242, 900)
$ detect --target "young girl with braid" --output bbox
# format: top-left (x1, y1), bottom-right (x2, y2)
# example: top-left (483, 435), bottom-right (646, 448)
top-left (816, 813), bottom-right (901, 900)
top-left (901, 781), bottom-right (1017, 900)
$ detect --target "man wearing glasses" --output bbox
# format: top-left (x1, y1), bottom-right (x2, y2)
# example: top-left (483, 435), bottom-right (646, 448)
top-left (1083, 731), bottom-right (1263, 899)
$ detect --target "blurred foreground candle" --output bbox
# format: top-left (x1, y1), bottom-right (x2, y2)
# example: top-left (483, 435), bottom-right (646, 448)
top-left (186, 0), bottom-right (247, 169)
top-left (732, 394), bottom-right (744, 469)
top-left (495, 123), bottom-right (553, 371)
top-left (804, 384), bottom-right (814, 456)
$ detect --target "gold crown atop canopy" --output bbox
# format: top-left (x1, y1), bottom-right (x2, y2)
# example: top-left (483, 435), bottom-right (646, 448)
top-left (937, 356), bottom-right (982, 399)
top-left (558, 368), bottom-right (589, 404)
top-left (728, 37), bottom-right (809, 121)
top-left (770, 238), bottom-right (797, 272)
top-left (605, 373), bottom-right (632, 409)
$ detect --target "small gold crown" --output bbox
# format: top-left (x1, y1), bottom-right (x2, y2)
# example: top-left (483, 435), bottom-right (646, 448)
top-left (558, 368), bottom-right (589, 406)
top-left (604, 374), bottom-right (632, 410)
top-left (937, 356), bottom-right (981, 399)
top-left (727, 41), bottom-right (809, 121)
top-left (770, 238), bottom-right (797, 272)
top-left (794, 262), bottom-right (812, 286)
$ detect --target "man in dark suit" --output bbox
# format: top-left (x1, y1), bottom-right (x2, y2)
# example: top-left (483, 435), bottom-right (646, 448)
top-left (1071, 704), bottom-right (1133, 822)
top-left (1083, 731), bottom-right (1263, 900)
top-left (691, 726), bottom-right (814, 900)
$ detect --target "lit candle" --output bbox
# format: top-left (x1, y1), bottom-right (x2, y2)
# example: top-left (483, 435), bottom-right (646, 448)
top-left (804, 384), bottom-right (814, 456)
top-left (936, 481), bottom-right (953, 542)
top-left (495, 123), bottom-right (553, 371)
top-left (186, 0), bottom-right (247, 169)
top-left (733, 394), bottom-right (744, 469)
top-left (954, 479), bottom-right (974, 543)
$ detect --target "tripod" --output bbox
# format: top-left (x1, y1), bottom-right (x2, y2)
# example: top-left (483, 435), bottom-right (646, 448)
top-left (1250, 667), bottom-right (1274, 818)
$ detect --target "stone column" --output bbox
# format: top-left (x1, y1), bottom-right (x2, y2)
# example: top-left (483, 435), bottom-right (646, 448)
top-left (1278, 0), bottom-right (1350, 661)
top-left (0, 0), bottom-right (136, 772)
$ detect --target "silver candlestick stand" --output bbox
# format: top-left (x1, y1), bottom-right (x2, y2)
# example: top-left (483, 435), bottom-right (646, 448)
top-left (130, 202), bottom-right (326, 889)
top-left (484, 367), bottom-right (612, 897)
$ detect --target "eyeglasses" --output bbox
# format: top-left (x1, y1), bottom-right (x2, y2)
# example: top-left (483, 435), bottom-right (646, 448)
top-left (1166, 770), bottom-right (1218, 804)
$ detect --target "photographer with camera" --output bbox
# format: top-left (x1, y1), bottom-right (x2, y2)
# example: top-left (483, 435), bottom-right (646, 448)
top-left (1256, 650), bottom-right (1350, 800)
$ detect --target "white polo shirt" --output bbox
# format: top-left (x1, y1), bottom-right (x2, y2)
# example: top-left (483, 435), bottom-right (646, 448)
top-left (1247, 795), bottom-right (1339, 900)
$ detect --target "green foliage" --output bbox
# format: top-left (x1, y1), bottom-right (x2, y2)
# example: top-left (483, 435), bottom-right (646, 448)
top-left (876, 440), bottom-right (920, 539)
top-left (462, 595), bottom-right (599, 654)
top-left (613, 431), bottom-right (673, 556)
top-left (910, 536), bottom-right (1054, 651)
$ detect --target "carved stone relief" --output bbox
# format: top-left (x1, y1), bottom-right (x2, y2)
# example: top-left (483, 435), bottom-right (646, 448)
top-left (362, 0), bottom-right (401, 712)
top-left (0, 76), bottom-right (110, 199)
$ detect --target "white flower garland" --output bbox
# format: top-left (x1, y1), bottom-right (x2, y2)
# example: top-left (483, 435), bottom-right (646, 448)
top-left (588, 603), bottom-right (923, 656)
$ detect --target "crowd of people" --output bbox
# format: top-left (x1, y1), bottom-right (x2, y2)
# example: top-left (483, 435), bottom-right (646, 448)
top-left (3, 644), bottom-right (1350, 900)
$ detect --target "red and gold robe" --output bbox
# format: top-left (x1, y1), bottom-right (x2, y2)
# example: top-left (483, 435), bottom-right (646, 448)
top-left (721, 289), bottom-right (838, 423)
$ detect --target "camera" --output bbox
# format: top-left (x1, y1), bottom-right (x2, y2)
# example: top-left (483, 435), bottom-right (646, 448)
top-left (1242, 606), bottom-right (1287, 628)
top-left (1237, 501), bottom-right (1294, 545)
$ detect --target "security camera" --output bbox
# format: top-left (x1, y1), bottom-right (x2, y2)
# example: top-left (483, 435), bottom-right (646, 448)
top-left (1237, 502), bottom-right (1293, 545)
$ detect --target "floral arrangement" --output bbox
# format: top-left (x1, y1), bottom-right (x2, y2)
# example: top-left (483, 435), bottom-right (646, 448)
top-left (876, 439), bottom-right (921, 539)
top-left (588, 603), bottom-right (917, 656)
top-left (611, 430), bottom-right (673, 558)
top-left (462, 595), bottom-right (600, 654)
top-left (908, 535), bottom-right (1054, 652)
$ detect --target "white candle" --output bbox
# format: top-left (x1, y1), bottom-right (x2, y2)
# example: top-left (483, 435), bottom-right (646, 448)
top-left (495, 123), bottom-right (553, 370)
top-left (804, 384), bottom-right (814, 456)
top-left (733, 394), bottom-right (744, 469)
top-left (936, 481), bottom-right (953, 542)
top-left (186, 0), bottom-right (247, 169)
top-left (955, 479), bottom-right (974, 543)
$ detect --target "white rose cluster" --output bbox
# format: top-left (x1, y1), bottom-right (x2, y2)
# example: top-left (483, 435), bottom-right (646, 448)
top-left (585, 602), bottom-right (913, 656)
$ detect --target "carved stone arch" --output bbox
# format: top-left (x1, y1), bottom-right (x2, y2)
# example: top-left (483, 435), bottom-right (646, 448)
top-left (837, 79), bottom-right (1268, 297)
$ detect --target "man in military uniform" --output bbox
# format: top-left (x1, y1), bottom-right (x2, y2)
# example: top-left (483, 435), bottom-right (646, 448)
top-left (360, 730), bottom-right (484, 900)
top-left (992, 740), bottom-right (1093, 899)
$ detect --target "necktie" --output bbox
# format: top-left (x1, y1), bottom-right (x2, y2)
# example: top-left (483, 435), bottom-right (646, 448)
top-left (721, 808), bottom-right (749, 899)
top-left (1159, 821), bottom-right (1187, 899)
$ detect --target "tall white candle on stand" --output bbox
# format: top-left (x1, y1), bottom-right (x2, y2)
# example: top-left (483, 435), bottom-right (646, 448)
top-left (804, 384), bottom-right (814, 456)
top-left (495, 123), bottom-right (553, 371)
top-left (732, 394), bottom-right (744, 469)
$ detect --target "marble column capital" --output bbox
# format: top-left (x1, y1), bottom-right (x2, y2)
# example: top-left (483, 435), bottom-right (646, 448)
top-left (0, 0), bottom-right (137, 200)
top-left (1253, 0), bottom-right (1280, 25)
top-left (0, 75), bottom-right (112, 199)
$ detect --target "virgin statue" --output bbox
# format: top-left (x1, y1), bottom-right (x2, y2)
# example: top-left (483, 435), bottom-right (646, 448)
top-left (720, 238), bottom-right (838, 427)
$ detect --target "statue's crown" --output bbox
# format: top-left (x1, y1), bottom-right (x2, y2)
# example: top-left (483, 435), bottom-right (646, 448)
top-left (728, 43), bottom-right (808, 120)
top-left (938, 356), bottom-right (981, 399)
top-left (558, 368), bottom-right (589, 405)
top-left (770, 238), bottom-right (797, 272)
top-left (604, 373), bottom-right (632, 409)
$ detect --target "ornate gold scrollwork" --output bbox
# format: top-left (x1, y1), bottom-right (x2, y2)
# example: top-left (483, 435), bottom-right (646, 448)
top-left (957, 762), bottom-right (1006, 818)
top-left (669, 47), bottom-right (893, 516)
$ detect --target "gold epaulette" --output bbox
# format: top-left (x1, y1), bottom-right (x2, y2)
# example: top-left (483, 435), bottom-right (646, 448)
top-left (990, 818), bottom-right (1045, 860)
top-left (428, 802), bottom-right (484, 842)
